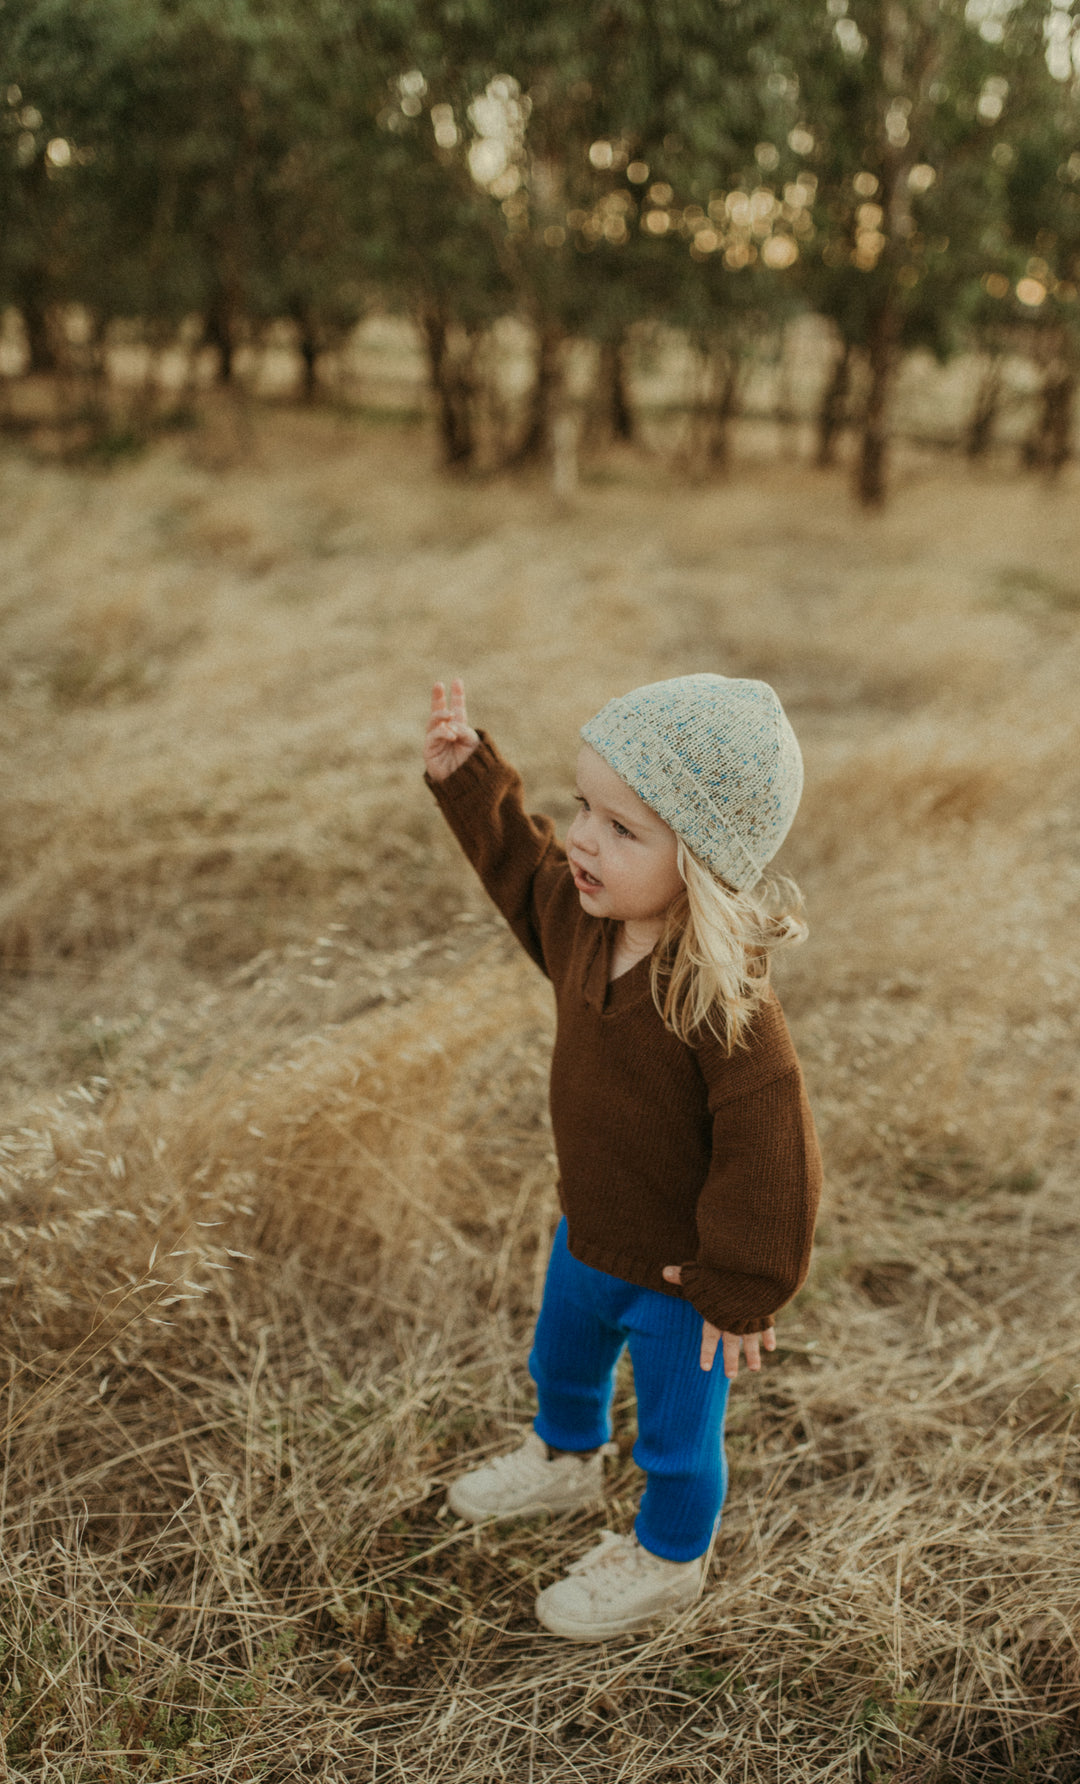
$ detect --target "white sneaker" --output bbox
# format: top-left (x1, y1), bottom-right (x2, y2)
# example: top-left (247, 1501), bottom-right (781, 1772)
top-left (446, 1431), bottom-right (612, 1523)
top-left (535, 1529), bottom-right (704, 1641)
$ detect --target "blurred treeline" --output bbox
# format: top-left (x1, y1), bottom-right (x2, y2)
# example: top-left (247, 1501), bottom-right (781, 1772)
top-left (3, 0), bottom-right (1080, 500)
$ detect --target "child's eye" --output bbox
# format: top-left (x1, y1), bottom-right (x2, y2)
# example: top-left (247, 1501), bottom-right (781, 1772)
top-left (574, 794), bottom-right (589, 809)
top-left (612, 821), bottom-right (633, 839)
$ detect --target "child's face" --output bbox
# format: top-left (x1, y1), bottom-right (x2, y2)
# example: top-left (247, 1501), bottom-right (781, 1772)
top-left (567, 745), bottom-right (684, 926)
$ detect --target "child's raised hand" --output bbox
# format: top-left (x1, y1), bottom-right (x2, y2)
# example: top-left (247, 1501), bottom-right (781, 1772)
top-left (662, 1264), bottom-right (777, 1377)
top-left (425, 678), bottom-right (480, 782)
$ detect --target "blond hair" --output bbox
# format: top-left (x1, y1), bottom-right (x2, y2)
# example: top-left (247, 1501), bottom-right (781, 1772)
top-left (650, 842), bottom-right (807, 1053)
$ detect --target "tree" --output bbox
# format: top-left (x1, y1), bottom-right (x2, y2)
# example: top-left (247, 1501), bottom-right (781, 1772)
top-left (992, 32), bottom-right (1080, 471)
top-left (785, 0), bottom-right (1047, 503)
top-left (0, 0), bottom-right (139, 373)
top-left (480, 0), bottom-right (785, 463)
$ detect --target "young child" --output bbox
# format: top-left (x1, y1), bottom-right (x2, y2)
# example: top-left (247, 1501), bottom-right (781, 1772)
top-left (424, 673), bottom-right (821, 1642)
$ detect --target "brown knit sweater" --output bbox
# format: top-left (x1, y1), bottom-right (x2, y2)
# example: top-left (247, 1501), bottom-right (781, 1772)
top-left (428, 734), bottom-right (822, 1335)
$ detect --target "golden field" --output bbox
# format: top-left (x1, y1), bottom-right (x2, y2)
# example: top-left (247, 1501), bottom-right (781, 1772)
top-left (1, 404), bottom-right (1079, 1781)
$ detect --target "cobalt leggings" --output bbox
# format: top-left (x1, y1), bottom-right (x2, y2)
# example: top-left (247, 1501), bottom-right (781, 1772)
top-left (528, 1218), bottom-right (730, 1563)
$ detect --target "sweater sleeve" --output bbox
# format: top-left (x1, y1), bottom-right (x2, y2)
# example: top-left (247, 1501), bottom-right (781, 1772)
top-left (677, 1005), bottom-right (823, 1336)
top-left (425, 732), bottom-right (570, 978)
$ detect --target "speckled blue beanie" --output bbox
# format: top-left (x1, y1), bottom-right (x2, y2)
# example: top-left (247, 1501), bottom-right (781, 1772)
top-left (580, 674), bottom-right (803, 891)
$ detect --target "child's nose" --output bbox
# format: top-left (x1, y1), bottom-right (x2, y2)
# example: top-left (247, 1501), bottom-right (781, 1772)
top-left (568, 812), bottom-right (597, 852)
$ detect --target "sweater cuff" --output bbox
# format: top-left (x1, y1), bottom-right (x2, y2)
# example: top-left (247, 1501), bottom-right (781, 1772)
top-left (677, 1261), bottom-right (777, 1336)
top-left (424, 731), bottom-right (503, 809)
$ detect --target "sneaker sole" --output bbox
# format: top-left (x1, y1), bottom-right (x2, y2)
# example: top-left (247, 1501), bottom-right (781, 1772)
top-left (446, 1484), bottom-right (601, 1523)
top-left (534, 1586), bottom-right (696, 1642)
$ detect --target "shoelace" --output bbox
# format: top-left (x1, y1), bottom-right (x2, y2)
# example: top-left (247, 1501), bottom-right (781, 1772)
top-left (488, 1438), bottom-right (616, 1483)
top-left (483, 1442), bottom-right (555, 1489)
top-left (566, 1530), bottom-right (641, 1579)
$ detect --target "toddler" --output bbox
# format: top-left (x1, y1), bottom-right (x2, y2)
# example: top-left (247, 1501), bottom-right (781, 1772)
top-left (424, 673), bottom-right (821, 1641)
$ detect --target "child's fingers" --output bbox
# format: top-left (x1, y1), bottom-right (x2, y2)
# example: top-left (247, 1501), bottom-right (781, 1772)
top-left (427, 676), bottom-right (454, 738)
top-left (423, 676), bottom-right (480, 781)
top-left (717, 1328), bottom-right (773, 1379)
top-left (663, 1277), bottom-right (774, 1379)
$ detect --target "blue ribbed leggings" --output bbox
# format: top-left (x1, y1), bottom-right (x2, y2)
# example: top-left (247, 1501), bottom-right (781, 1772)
top-left (528, 1218), bottom-right (730, 1563)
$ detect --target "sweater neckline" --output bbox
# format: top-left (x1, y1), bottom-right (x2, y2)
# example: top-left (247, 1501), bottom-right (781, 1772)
top-left (583, 919), bottom-right (653, 1016)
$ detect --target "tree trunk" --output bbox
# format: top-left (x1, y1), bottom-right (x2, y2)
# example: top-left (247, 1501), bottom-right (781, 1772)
top-left (293, 309), bottom-right (319, 403)
top-left (1044, 363), bottom-right (1075, 473)
top-left (303, 337), bottom-right (318, 402)
top-left (708, 347), bottom-right (740, 467)
top-left (551, 408), bottom-right (580, 503)
top-left (773, 334), bottom-right (797, 446)
top-left (419, 306), bottom-right (476, 467)
top-left (856, 304), bottom-right (897, 507)
top-left (85, 310), bottom-right (110, 394)
top-left (816, 338), bottom-right (851, 467)
top-left (12, 161), bottom-right (58, 371)
top-left (686, 339), bottom-right (739, 473)
top-left (73, 310), bottom-right (113, 437)
top-left (18, 278), bottom-right (59, 374)
top-left (966, 354), bottom-right (1002, 460)
top-left (597, 336), bottom-right (634, 442)
top-left (204, 294), bottom-right (235, 385)
top-left (681, 340), bottom-right (742, 478)
top-left (1023, 351), bottom-right (1076, 475)
top-left (510, 322), bottom-right (562, 466)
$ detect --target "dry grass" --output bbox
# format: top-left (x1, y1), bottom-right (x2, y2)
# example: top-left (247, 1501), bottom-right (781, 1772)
top-left (1, 407), bottom-right (1079, 1782)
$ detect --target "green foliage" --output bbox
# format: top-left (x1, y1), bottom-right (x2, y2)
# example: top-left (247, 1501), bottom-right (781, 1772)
top-left (3, 0), bottom-right (1080, 487)
top-left (672, 1662), bottom-right (745, 1695)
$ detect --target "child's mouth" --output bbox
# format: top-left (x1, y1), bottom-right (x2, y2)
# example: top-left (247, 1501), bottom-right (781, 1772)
top-left (572, 864), bottom-right (603, 892)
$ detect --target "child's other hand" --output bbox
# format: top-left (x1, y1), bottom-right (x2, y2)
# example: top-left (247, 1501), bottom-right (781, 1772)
top-left (662, 1264), bottom-right (777, 1377)
top-left (425, 678), bottom-right (480, 782)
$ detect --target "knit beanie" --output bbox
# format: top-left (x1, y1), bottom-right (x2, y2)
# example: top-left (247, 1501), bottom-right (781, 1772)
top-left (580, 673), bottom-right (803, 891)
